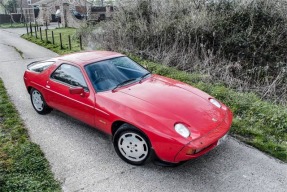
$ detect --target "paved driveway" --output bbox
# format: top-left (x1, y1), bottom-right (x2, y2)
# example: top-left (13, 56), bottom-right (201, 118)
top-left (0, 28), bottom-right (286, 192)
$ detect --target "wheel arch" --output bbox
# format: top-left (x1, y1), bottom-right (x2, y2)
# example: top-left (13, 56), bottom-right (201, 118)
top-left (111, 121), bottom-right (154, 147)
top-left (27, 86), bottom-right (32, 94)
top-left (111, 120), bottom-right (126, 136)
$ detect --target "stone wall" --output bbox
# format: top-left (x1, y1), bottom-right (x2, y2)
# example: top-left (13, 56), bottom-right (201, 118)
top-left (35, 0), bottom-right (90, 27)
top-left (61, 3), bottom-right (87, 28)
top-left (36, 5), bottom-right (50, 25)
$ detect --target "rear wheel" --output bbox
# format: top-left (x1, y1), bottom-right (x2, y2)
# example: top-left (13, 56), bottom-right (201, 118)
top-left (113, 124), bottom-right (151, 165)
top-left (30, 88), bottom-right (52, 115)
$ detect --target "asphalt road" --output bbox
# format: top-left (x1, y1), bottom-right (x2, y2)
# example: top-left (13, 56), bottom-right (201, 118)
top-left (0, 28), bottom-right (286, 192)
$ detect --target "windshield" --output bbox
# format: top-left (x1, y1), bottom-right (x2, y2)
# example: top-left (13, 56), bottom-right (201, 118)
top-left (85, 56), bottom-right (150, 92)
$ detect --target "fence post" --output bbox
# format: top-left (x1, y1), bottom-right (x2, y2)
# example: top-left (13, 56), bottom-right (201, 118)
top-left (60, 33), bottom-right (63, 49)
top-left (45, 29), bottom-right (48, 42)
top-left (40, 27), bottom-right (43, 41)
top-left (79, 35), bottom-right (83, 50)
top-left (34, 25), bottom-right (37, 38)
top-left (26, 23), bottom-right (29, 35)
top-left (68, 35), bottom-right (71, 50)
top-left (29, 22), bottom-right (32, 36)
top-left (52, 31), bottom-right (55, 44)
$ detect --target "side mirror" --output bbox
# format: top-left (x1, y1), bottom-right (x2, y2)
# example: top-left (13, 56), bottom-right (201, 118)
top-left (69, 87), bottom-right (85, 96)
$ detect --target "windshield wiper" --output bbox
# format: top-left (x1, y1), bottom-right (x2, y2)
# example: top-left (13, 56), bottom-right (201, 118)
top-left (112, 78), bottom-right (137, 91)
top-left (139, 72), bottom-right (151, 83)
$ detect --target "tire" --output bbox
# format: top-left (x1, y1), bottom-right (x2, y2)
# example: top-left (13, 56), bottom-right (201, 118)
top-left (30, 88), bottom-right (52, 115)
top-left (113, 124), bottom-right (152, 165)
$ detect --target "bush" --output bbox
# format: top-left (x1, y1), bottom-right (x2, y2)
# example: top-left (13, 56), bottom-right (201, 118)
top-left (85, 0), bottom-right (287, 103)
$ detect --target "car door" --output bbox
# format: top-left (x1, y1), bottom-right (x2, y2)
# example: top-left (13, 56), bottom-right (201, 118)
top-left (45, 63), bottom-right (95, 127)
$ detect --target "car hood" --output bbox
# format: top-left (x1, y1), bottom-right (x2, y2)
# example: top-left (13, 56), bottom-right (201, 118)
top-left (116, 75), bottom-right (226, 139)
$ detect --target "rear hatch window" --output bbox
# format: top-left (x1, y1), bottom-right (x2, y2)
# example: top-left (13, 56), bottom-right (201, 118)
top-left (28, 61), bottom-right (54, 73)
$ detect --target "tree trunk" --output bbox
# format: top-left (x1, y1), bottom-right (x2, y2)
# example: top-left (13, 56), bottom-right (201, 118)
top-left (20, 0), bottom-right (24, 22)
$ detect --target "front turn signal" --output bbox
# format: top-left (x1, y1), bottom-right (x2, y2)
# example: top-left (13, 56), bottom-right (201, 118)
top-left (186, 148), bottom-right (196, 155)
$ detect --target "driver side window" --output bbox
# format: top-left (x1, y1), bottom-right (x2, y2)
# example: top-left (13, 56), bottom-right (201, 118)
top-left (50, 64), bottom-right (88, 90)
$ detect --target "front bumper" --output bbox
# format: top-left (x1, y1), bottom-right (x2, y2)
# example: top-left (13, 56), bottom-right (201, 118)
top-left (174, 109), bottom-right (233, 162)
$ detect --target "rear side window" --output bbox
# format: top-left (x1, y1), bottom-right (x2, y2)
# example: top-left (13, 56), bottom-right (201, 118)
top-left (50, 64), bottom-right (88, 90)
top-left (28, 61), bottom-right (54, 73)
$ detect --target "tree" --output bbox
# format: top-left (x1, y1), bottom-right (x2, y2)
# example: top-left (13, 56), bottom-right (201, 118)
top-left (0, 0), bottom-right (18, 23)
top-left (0, 0), bottom-right (9, 14)
top-left (0, 0), bottom-right (17, 13)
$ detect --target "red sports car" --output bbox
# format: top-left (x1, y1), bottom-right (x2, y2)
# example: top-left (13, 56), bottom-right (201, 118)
top-left (23, 51), bottom-right (233, 165)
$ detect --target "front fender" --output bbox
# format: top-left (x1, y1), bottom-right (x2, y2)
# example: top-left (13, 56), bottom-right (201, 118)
top-left (95, 92), bottom-right (189, 162)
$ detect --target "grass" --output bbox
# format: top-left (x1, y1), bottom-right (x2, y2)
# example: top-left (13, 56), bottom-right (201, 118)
top-left (22, 28), bottom-right (81, 55)
top-left (0, 79), bottom-right (61, 191)
top-left (22, 28), bottom-right (287, 163)
top-left (0, 22), bottom-right (27, 28)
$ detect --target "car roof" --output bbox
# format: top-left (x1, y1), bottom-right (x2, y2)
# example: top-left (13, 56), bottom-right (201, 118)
top-left (55, 51), bottom-right (124, 66)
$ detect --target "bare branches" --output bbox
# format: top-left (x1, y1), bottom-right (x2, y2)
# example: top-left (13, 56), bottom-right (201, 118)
top-left (82, 0), bottom-right (287, 104)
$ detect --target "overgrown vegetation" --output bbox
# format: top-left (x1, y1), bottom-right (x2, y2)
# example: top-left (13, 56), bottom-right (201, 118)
top-left (22, 32), bottom-right (287, 162)
top-left (22, 28), bottom-right (81, 55)
top-left (82, 0), bottom-right (287, 103)
top-left (0, 79), bottom-right (61, 191)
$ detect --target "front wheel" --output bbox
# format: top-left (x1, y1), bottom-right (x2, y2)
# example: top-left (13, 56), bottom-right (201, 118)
top-left (30, 88), bottom-right (52, 115)
top-left (113, 124), bottom-right (151, 165)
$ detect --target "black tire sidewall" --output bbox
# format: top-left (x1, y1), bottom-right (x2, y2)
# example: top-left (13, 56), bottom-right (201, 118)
top-left (30, 88), bottom-right (52, 115)
top-left (113, 124), bottom-right (151, 165)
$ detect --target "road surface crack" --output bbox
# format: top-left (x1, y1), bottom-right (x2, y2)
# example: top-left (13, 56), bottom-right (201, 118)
top-left (1, 43), bottom-right (24, 59)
